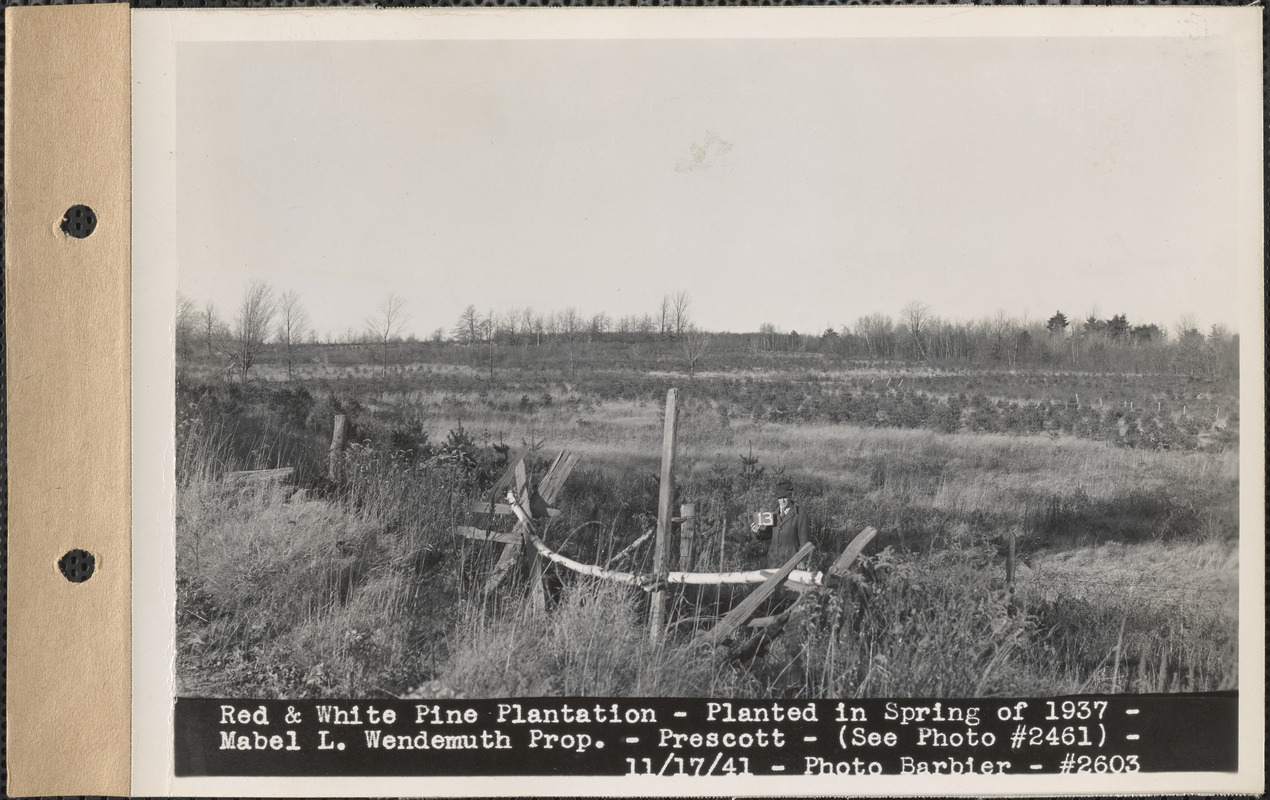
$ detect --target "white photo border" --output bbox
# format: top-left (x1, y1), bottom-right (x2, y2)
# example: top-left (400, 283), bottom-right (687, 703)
top-left (132, 7), bottom-right (1265, 795)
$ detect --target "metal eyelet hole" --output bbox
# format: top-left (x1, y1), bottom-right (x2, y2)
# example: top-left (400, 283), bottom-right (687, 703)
top-left (59, 549), bottom-right (96, 583)
top-left (60, 205), bottom-right (97, 239)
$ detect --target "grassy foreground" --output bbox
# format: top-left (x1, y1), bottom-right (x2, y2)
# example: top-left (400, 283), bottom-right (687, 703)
top-left (175, 377), bottom-right (1238, 699)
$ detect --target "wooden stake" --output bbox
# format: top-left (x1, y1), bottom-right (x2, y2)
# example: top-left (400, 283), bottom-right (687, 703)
top-left (484, 530), bottom-right (524, 594)
top-left (525, 528), bottom-right (546, 612)
top-left (678, 503), bottom-right (697, 571)
top-left (328, 414), bottom-right (347, 481)
top-left (651, 388), bottom-right (679, 641)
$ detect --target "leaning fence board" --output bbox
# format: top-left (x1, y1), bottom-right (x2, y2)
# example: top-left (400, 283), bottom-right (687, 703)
top-left (457, 526), bottom-right (520, 545)
top-left (541, 450), bottom-right (565, 487)
top-left (692, 542), bottom-right (816, 649)
top-left (496, 453), bottom-right (527, 489)
top-left (747, 589), bottom-right (818, 629)
top-left (483, 524), bottom-right (527, 593)
top-left (537, 451), bottom-right (579, 505)
top-left (487, 453), bottom-right (526, 498)
top-left (827, 526), bottom-right (878, 579)
top-left (731, 591), bottom-right (817, 661)
top-left (515, 460), bottom-right (529, 499)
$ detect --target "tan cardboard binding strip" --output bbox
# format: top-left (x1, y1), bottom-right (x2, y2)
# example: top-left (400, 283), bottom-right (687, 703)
top-left (4, 4), bottom-right (132, 795)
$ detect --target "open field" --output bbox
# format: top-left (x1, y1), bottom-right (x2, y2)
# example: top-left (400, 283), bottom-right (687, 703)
top-left (175, 349), bottom-right (1239, 699)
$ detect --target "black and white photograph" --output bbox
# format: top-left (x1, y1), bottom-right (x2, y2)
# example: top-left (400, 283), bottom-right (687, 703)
top-left (130, 7), bottom-right (1262, 793)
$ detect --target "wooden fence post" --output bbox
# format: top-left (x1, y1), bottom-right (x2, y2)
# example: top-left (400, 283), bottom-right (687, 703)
top-left (524, 530), bottom-right (546, 611)
top-left (515, 463), bottom-right (547, 611)
top-left (678, 503), bottom-right (696, 572)
top-left (651, 388), bottom-right (679, 642)
top-left (328, 414), bottom-right (347, 481)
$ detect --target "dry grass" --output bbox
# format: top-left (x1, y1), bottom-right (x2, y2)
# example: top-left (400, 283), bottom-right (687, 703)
top-left (175, 376), bottom-right (1241, 699)
top-left (431, 581), bottom-right (729, 698)
top-left (1016, 539), bottom-right (1238, 693)
top-left (176, 434), bottom-right (468, 697)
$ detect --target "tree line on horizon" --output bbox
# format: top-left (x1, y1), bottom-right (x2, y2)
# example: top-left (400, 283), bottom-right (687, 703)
top-left (177, 283), bottom-right (1237, 383)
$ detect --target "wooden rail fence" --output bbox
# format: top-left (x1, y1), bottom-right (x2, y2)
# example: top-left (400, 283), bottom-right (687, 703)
top-left (455, 388), bottom-right (881, 650)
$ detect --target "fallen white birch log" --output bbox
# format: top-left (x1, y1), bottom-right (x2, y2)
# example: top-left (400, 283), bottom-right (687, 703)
top-left (663, 567), bottom-right (823, 587)
top-left (502, 491), bottom-right (823, 590)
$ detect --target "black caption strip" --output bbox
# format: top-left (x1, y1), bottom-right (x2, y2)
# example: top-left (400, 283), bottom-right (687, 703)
top-left (176, 693), bottom-right (1236, 777)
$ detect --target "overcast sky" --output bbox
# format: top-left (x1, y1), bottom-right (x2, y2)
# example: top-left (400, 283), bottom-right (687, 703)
top-left (176, 34), bottom-right (1242, 339)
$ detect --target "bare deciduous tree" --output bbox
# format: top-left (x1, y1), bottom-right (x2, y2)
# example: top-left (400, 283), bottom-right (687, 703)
top-left (1173, 312), bottom-right (1199, 341)
top-left (681, 324), bottom-right (712, 376)
top-left (227, 281), bottom-right (276, 381)
top-left (758, 322), bottom-right (780, 352)
top-left (482, 308), bottom-right (497, 380)
top-left (276, 290), bottom-right (310, 380)
top-left (452, 304), bottom-right (481, 346)
top-left (498, 308), bottom-right (520, 345)
top-left (987, 309), bottom-right (1019, 364)
top-left (553, 307), bottom-right (586, 380)
top-left (366, 292), bottom-right (408, 376)
top-left (201, 301), bottom-right (222, 357)
top-left (672, 290), bottom-right (691, 337)
top-left (176, 292), bottom-right (198, 360)
top-left (590, 311), bottom-right (611, 336)
top-left (854, 313), bottom-right (894, 358)
top-left (520, 307), bottom-right (537, 346)
top-left (557, 307), bottom-right (583, 336)
top-left (901, 301), bottom-right (931, 361)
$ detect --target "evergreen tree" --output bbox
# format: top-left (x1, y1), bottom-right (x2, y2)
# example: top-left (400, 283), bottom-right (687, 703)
top-left (1046, 310), bottom-right (1069, 336)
